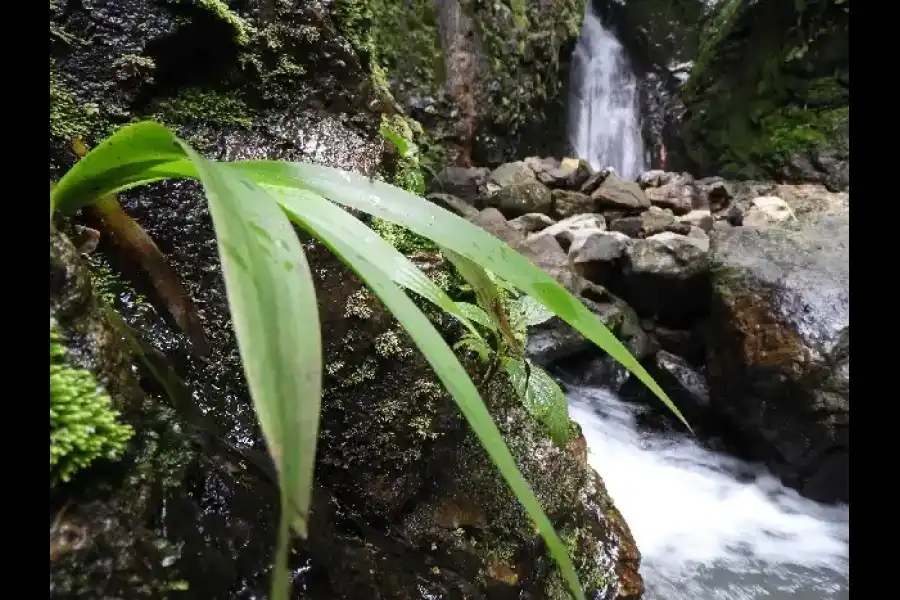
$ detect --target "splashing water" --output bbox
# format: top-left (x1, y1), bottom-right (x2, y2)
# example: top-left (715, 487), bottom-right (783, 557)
top-left (566, 385), bottom-right (849, 600)
top-left (568, 3), bottom-right (646, 179)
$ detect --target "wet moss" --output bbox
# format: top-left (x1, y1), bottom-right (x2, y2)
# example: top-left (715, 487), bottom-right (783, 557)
top-left (369, 217), bottom-right (439, 256)
top-left (50, 68), bottom-right (103, 146)
top-left (50, 317), bottom-right (134, 487)
top-left (468, 0), bottom-right (585, 161)
top-left (166, 0), bottom-right (253, 45)
top-left (146, 87), bottom-right (254, 129)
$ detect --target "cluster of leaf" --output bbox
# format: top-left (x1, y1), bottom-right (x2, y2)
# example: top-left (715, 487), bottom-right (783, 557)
top-left (49, 121), bottom-right (688, 600)
top-left (50, 316), bottom-right (134, 487)
top-left (450, 255), bottom-right (570, 446)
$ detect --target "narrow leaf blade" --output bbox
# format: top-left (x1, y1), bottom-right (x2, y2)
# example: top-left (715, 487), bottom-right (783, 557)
top-left (262, 185), bottom-right (485, 341)
top-left (230, 161), bottom-right (691, 431)
top-left (182, 146), bottom-right (323, 539)
top-left (51, 121), bottom-right (196, 216)
top-left (273, 190), bottom-right (586, 600)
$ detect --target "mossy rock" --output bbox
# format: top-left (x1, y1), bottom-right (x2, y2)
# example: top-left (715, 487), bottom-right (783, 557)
top-left (680, 0), bottom-right (849, 188)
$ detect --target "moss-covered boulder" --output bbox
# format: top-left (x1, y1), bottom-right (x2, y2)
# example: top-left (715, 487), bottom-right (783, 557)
top-left (50, 1), bottom-right (646, 597)
top-left (679, 0), bottom-right (849, 189)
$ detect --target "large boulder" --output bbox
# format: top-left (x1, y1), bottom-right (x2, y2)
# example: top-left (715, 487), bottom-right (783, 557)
top-left (592, 175), bottom-right (651, 212)
top-left (482, 180), bottom-right (554, 218)
top-left (613, 233), bottom-right (711, 326)
top-left (706, 191), bottom-right (849, 503)
top-left (430, 166), bottom-right (491, 201)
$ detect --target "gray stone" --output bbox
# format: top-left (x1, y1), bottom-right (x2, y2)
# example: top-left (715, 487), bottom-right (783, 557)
top-left (743, 196), bottom-right (794, 226)
top-left (615, 234), bottom-right (710, 325)
top-left (568, 231), bottom-right (630, 286)
top-left (509, 213), bottom-right (556, 234)
top-left (485, 161), bottom-right (537, 193)
top-left (552, 189), bottom-right (596, 220)
top-left (426, 193), bottom-right (479, 219)
top-left (431, 166), bottom-right (490, 201)
top-left (481, 181), bottom-right (553, 218)
top-left (591, 175), bottom-right (651, 211)
top-left (531, 213), bottom-right (607, 252)
top-left (706, 204), bottom-right (849, 503)
top-left (643, 173), bottom-right (696, 214)
top-left (677, 209), bottom-right (714, 232)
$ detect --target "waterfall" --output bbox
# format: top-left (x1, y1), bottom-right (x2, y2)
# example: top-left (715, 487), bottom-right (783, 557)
top-left (568, 3), bottom-right (647, 179)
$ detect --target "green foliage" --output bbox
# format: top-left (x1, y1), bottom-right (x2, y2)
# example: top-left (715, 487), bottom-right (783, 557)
top-left (50, 121), bottom-right (688, 600)
top-left (448, 257), bottom-right (568, 446)
top-left (164, 0), bottom-right (253, 45)
top-left (50, 317), bottom-right (134, 487)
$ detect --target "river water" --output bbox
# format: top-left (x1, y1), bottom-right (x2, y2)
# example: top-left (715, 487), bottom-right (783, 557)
top-left (566, 385), bottom-right (850, 600)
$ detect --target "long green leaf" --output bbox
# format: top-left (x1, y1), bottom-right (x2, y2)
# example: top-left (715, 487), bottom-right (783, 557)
top-left (50, 123), bottom-right (484, 344)
top-left (50, 122), bottom-right (196, 217)
top-left (455, 302), bottom-right (496, 330)
top-left (272, 189), bottom-right (585, 600)
top-left (228, 161), bottom-right (691, 431)
top-left (260, 187), bottom-right (485, 342)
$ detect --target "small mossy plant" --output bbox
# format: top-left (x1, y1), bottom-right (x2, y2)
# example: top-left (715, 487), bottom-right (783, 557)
top-left (50, 316), bottom-right (134, 487)
top-left (50, 121), bottom-right (690, 600)
top-left (450, 260), bottom-right (569, 446)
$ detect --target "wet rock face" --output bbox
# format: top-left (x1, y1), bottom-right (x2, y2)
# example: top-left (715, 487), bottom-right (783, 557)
top-left (706, 192), bottom-right (849, 503)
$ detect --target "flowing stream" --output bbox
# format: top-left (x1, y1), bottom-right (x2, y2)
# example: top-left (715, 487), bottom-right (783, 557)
top-left (568, 3), bottom-right (646, 178)
top-left (565, 385), bottom-right (850, 600)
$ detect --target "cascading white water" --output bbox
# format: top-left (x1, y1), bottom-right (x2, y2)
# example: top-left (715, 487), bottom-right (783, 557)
top-left (568, 3), bottom-right (647, 179)
top-left (566, 385), bottom-right (850, 600)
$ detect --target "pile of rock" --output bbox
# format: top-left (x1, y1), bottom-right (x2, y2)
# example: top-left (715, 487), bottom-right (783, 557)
top-left (428, 159), bottom-right (850, 505)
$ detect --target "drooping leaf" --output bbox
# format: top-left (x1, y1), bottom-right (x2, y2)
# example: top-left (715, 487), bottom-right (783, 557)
top-left (455, 302), bottom-right (497, 331)
top-left (503, 359), bottom-right (571, 447)
top-left (511, 294), bottom-right (555, 329)
top-left (261, 186), bottom-right (486, 342)
top-left (230, 160), bottom-right (691, 431)
top-left (453, 334), bottom-right (493, 363)
top-left (50, 122), bottom-right (196, 217)
top-left (443, 248), bottom-right (523, 358)
top-left (272, 189), bottom-right (586, 600)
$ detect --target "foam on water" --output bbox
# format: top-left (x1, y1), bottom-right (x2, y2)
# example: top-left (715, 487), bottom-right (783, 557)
top-left (566, 385), bottom-right (849, 599)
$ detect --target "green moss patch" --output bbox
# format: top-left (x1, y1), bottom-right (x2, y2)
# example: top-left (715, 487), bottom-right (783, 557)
top-left (50, 317), bottom-right (134, 487)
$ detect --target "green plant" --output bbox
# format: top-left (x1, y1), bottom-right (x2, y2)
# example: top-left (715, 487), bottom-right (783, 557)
top-left (50, 316), bottom-right (134, 486)
top-left (449, 253), bottom-right (569, 446)
top-left (50, 121), bottom-right (689, 600)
